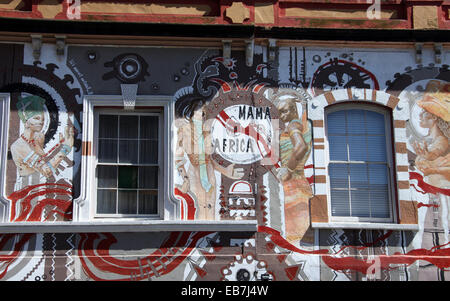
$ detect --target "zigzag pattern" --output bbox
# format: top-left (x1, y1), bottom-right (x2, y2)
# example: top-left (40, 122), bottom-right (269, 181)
top-left (64, 234), bottom-right (75, 281)
top-left (21, 255), bottom-right (45, 281)
top-left (260, 186), bottom-right (269, 226)
top-left (50, 233), bottom-right (56, 281)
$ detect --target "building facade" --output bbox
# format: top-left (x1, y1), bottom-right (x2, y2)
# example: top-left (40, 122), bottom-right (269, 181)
top-left (0, 0), bottom-right (449, 281)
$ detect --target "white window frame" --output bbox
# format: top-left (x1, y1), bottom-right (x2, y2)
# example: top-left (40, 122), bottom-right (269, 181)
top-left (93, 109), bottom-right (164, 219)
top-left (324, 102), bottom-right (396, 224)
top-left (0, 93), bottom-right (10, 222)
top-left (308, 88), bottom-right (418, 231)
top-left (74, 95), bottom-right (175, 222)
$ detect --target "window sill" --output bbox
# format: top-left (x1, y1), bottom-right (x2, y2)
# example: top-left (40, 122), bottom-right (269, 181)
top-left (311, 222), bottom-right (419, 231)
top-left (0, 220), bottom-right (258, 233)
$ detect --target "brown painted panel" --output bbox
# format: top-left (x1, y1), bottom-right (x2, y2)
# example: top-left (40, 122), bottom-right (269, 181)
top-left (310, 195), bottom-right (328, 223)
top-left (346, 88), bottom-right (353, 100)
top-left (324, 91), bottom-right (336, 105)
top-left (393, 120), bottom-right (406, 128)
top-left (315, 175), bottom-right (327, 183)
top-left (395, 142), bottom-right (407, 154)
top-left (396, 165), bottom-right (409, 172)
top-left (399, 200), bottom-right (418, 224)
top-left (398, 181), bottom-right (410, 189)
top-left (312, 120), bottom-right (324, 127)
top-left (386, 95), bottom-right (400, 109)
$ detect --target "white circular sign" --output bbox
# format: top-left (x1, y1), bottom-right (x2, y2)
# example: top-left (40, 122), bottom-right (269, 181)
top-left (211, 104), bottom-right (274, 164)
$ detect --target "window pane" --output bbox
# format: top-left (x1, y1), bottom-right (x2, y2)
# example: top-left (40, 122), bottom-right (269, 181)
top-left (140, 116), bottom-right (159, 140)
top-left (139, 140), bottom-right (159, 164)
top-left (118, 190), bottom-right (137, 214)
top-left (96, 112), bottom-right (161, 216)
top-left (329, 163), bottom-right (348, 189)
top-left (139, 190), bottom-right (158, 214)
top-left (330, 190), bottom-right (350, 217)
top-left (99, 115), bottom-right (118, 138)
top-left (97, 189), bottom-right (117, 214)
top-left (139, 166), bottom-right (158, 189)
top-left (328, 135), bottom-right (348, 161)
top-left (351, 190), bottom-right (370, 218)
top-left (119, 115), bottom-right (138, 139)
top-left (348, 136), bottom-right (367, 161)
top-left (97, 165), bottom-right (117, 188)
top-left (327, 111), bottom-right (346, 134)
top-left (98, 139), bottom-right (118, 163)
top-left (366, 111), bottom-right (385, 135)
top-left (119, 140), bottom-right (138, 164)
top-left (349, 164), bottom-right (369, 189)
top-left (367, 135), bottom-right (387, 162)
top-left (327, 106), bottom-right (391, 220)
top-left (347, 110), bottom-right (366, 134)
top-left (370, 191), bottom-right (390, 218)
top-left (118, 166), bottom-right (138, 188)
top-left (368, 164), bottom-right (389, 190)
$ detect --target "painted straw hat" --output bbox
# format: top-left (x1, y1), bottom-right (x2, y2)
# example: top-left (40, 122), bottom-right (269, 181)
top-left (417, 80), bottom-right (450, 122)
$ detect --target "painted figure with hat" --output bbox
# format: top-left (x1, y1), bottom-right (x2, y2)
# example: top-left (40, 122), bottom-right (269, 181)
top-left (10, 95), bottom-right (74, 188)
top-left (412, 80), bottom-right (450, 243)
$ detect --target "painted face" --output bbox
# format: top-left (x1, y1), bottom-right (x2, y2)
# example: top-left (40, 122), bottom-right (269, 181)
top-left (277, 99), bottom-right (296, 123)
top-left (419, 110), bottom-right (436, 129)
top-left (25, 113), bottom-right (45, 132)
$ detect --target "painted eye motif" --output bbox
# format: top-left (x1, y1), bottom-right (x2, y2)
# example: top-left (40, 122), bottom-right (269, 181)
top-left (103, 53), bottom-right (150, 84)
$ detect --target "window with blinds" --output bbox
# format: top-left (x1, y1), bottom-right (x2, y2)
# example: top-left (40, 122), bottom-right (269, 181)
top-left (326, 104), bottom-right (394, 222)
top-left (95, 111), bottom-right (162, 217)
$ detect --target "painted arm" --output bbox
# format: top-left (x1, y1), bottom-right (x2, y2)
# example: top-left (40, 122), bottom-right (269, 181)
top-left (48, 125), bottom-right (74, 170)
top-left (287, 122), bottom-right (307, 172)
top-left (416, 152), bottom-right (450, 180)
top-left (414, 136), bottom-right (448, 162)
top-left (11, 141), bottom-right (51, 177)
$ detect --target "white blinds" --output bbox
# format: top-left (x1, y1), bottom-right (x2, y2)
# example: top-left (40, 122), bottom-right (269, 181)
top-left (327, 108), bottom-right (391, 219)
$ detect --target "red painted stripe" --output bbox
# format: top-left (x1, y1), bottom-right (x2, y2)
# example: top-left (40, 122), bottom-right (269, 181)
top-left (410, 172), bottom-right (450, 196)
top-left (174, 188), bottom-right (196, 220)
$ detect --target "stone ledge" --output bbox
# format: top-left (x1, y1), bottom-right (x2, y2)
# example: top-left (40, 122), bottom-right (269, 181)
top-left (312, 222), bottom-right (419, 231)
top-left (0, 220), bottom-right (258, 233)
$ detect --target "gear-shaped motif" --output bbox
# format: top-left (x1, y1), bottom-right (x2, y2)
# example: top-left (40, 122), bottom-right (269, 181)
top-left (1, 61), bottom-right (82, 148)
top-left (220, 253), bottom-right (272, 281)
top-left (385, 64), bottom-right (450, 96)
top-left (310, 58), bottom-right (379, 96)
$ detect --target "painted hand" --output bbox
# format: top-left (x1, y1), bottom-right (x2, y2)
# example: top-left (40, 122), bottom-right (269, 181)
top-left (40, 164), bottom-right (52, 178)
top-left (413, 141), bottom-right (429, 158)
top-left (226, 164), bottom-right (244, 179)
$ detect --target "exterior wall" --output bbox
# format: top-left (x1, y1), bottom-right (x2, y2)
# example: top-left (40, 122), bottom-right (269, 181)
top-left (0, 0), bottom-right (449, 30)
top-left (0, 41), bottom-right (449, 281)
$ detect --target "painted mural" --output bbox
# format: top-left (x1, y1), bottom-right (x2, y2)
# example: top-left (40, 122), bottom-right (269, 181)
top-left (0, 42), bottom-right (449, 281)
